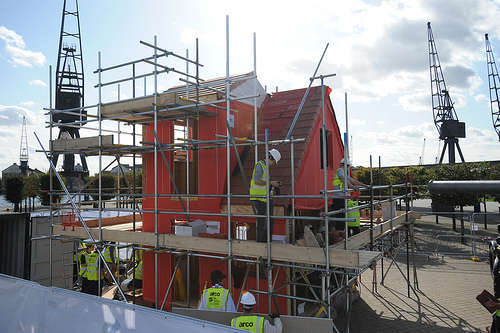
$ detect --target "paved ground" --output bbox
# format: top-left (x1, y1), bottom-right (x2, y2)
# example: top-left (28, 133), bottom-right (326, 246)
top-left (347, 214), bottom-right (497, 333)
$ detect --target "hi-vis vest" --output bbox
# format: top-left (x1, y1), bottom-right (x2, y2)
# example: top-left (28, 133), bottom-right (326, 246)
top-left (231, 315), bottom-right (264, 333)
top-left (75, 242), bottom-right (86, 277)
top-left (135, 260), bottom-right (143, 280)
top-left (347, 200), bottom-right (361, 227)
top-left (85, 252), bottom-right (99, 281)
top-left (103, 246), bottom-right (116, 264)
top-left (201, 287), bottom-right (230, 311)
top-left (333, 168), bottom-right (344, 191)
top-left (250, 161), bottom-right (268, 202)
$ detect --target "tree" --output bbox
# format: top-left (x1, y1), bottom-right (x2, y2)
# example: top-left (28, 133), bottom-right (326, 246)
top-left (39, 173), bottom-right (64, 206)
top-left (5, 176), bottom-right (24, 212)
top-left (24, 175), bottom-right (41, 211)
top-left (88, 173), bottom-right (116, 202)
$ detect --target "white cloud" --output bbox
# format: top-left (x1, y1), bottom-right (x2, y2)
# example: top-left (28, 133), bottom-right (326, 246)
top-left (399, 91), bottom-right (430, 113)
top-left (20, 101), bottom-right (36, 107)
top-left (0, 26), bottom-right (24, 48)
top-left (350, 118), bottom-right (366, 126)
top-left (474, 94), bottom-right (487, 102)
top-left (0, 26), bottom-right (46, 67)
top-left (28, 79), bottom-right (47, 87)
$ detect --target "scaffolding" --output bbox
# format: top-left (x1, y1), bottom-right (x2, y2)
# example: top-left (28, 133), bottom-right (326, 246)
top-left (37, 16), bottom-right (418, 332)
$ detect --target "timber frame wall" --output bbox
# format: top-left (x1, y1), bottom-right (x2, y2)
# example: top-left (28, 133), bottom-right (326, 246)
top-left (38, 15), bottom-right (418, 332)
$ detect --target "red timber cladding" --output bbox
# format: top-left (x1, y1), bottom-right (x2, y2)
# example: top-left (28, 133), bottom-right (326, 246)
top-left (141, 100), bottom-right (257, 306)
top-left (229, 86), bottom-right (344, 210)
top-left (292, 89), bottom-right (344, 210)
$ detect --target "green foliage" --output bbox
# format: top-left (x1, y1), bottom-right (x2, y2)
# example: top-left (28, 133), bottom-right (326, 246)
top-left (121, 171), bottom-right (142, 194)
top-left (38, 173), bottom-right (64, 205)
top-left (5, 176), bottom-right (24, 211)
top-left (429, 162), bottom-right (490, 208)
top-left (88, 173), bottom-right (116, 201)
top-left (353, 162), bottom-right (499, 206)
top-left (23, 175), bottom-right (40, 199)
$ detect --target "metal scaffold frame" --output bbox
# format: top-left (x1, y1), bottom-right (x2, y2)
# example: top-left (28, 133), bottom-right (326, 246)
top-left (36, 15), bottom-right (417, 333)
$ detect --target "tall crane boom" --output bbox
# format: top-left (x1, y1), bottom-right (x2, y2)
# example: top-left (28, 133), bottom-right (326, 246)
top-left (427, 22), bottom-right (466, 164)
top-left (485, 33), bottom-right (500, 141)
top-left (52, 0), bottom-right (88, 183)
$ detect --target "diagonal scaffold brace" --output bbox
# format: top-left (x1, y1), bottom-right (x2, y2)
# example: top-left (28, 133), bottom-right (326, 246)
top-left (34, 131), bottom-right (128, 302)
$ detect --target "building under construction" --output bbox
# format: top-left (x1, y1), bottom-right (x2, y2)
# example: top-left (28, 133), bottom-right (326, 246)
top-left (5, 13), bottom-right (421, 333)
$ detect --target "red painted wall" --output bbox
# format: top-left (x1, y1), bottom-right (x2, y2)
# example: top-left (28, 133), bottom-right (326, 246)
top-left (293, 93), bottom-right (344, 210)
top-left (141, 100), bottom-right (259, 306)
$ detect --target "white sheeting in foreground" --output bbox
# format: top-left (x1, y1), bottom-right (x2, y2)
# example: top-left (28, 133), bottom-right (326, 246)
top-left (0, 274), bottom-right (240, 333)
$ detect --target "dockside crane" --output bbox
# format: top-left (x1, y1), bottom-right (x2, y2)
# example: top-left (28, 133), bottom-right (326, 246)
top-left (418, 138), bottom-right (426, 165)
top-left (19, 116), bottom-right (28, 176)
top-left (52, 0), bottom-right (88, 181)
top-left (427, 22), bottom-right (466, 164)
top-left (485, 33), bottom-right (500, 141)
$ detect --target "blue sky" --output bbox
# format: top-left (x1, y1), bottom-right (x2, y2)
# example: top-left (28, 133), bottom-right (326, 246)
top-left (1, 0), bottom-right (500, 175)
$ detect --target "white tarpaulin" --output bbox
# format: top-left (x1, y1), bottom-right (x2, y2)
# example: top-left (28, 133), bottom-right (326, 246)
top-left (0, 274), bottom-right (240, 333)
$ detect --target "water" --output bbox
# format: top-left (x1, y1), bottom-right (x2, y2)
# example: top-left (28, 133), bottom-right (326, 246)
top-left (0, 194), bottom-right (41, 210)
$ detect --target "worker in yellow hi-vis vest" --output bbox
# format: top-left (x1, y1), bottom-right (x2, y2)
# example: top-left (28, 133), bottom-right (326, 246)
top-left (347, 193), bottom-right (361, 237)
top-left (80, 243), bottom-right (101, 296)
top-left (199, 270), bottom-right (236, 312)
top-left (230, 291), bottom-right (282, 333)
top-left (250, 149), bottom-right (281, 243)
top-left (331, 158), bottom-right (365, 232)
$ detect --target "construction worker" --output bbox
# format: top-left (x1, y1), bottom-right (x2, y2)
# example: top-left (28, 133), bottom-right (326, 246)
top-left (73, 241), bottom-right (86, 284)
top-left (80, 243), bottom-right (101, 295)
top-left (113, 249), bottom-right (143, 300)
top-left (332, 158), bottom-right (365, 232)
top-left (347, 192), bottom-right (361, 236)
top-left (250, 148), bottom-right (281, 243)
top-left (199, 270), bottom-right (236, 312)
top-left (102, 243), bottom-right (117, 284)
top-left (231, 291), bottom-right (282, 333)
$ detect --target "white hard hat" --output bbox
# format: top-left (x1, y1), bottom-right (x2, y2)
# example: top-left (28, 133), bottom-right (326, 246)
top-left (340, 158), bottom-right (350, 165)
top-left (269, 149), bottom-right (281, 164)
top-left (240, 291), bottom-right (256, 306)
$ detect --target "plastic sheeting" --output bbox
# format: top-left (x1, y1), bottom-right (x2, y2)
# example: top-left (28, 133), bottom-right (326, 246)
top-left (0, 274), bottom-right (240, 333)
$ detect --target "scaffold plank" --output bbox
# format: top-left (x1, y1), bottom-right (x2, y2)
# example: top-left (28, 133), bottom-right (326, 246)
top-left (51, 135), bottom-right (113, 151)
top-left (52, 225), bottom-right (366, 268)
top-left (331, 211), bottom-right (417, 250)
top-left (100, 92), bottom-right (216, 122)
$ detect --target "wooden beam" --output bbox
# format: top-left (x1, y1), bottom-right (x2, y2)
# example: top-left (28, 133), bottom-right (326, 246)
top-left (51, 135), bottom-right (113, 151)
top-left (331, 211), bottom-right (417, 250)
top-left (84, 214), bottom-right (143, 228)
top-left (53, 224), bottom-right (369, 268)
top-left (100, 91), bottom-right (218, 121)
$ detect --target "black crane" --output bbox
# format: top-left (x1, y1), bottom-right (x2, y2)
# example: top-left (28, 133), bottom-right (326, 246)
top-left (427, 22), bottom-right (466, 164)
top-left (53, 0), bottom-right (88, 181)
top-left (485, 33), bottom-right (500, 141)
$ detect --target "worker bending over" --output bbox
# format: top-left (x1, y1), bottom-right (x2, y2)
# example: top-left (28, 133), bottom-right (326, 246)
top-left (231, 291), bottom-right (282, 333)
top-left (114, 249), bottom-right (143, 300)
top-left (332, 158), bottom-right (365, 232)
top-left (250, 148), bottom-right (281, 243)
top-left (199, 270), bottom-right (235, 311)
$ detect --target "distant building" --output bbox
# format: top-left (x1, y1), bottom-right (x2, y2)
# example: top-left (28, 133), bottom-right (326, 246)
top-left (2, 163), bottom-right (43, 179)
top-left (109, 164), bottom-right (142, 175)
